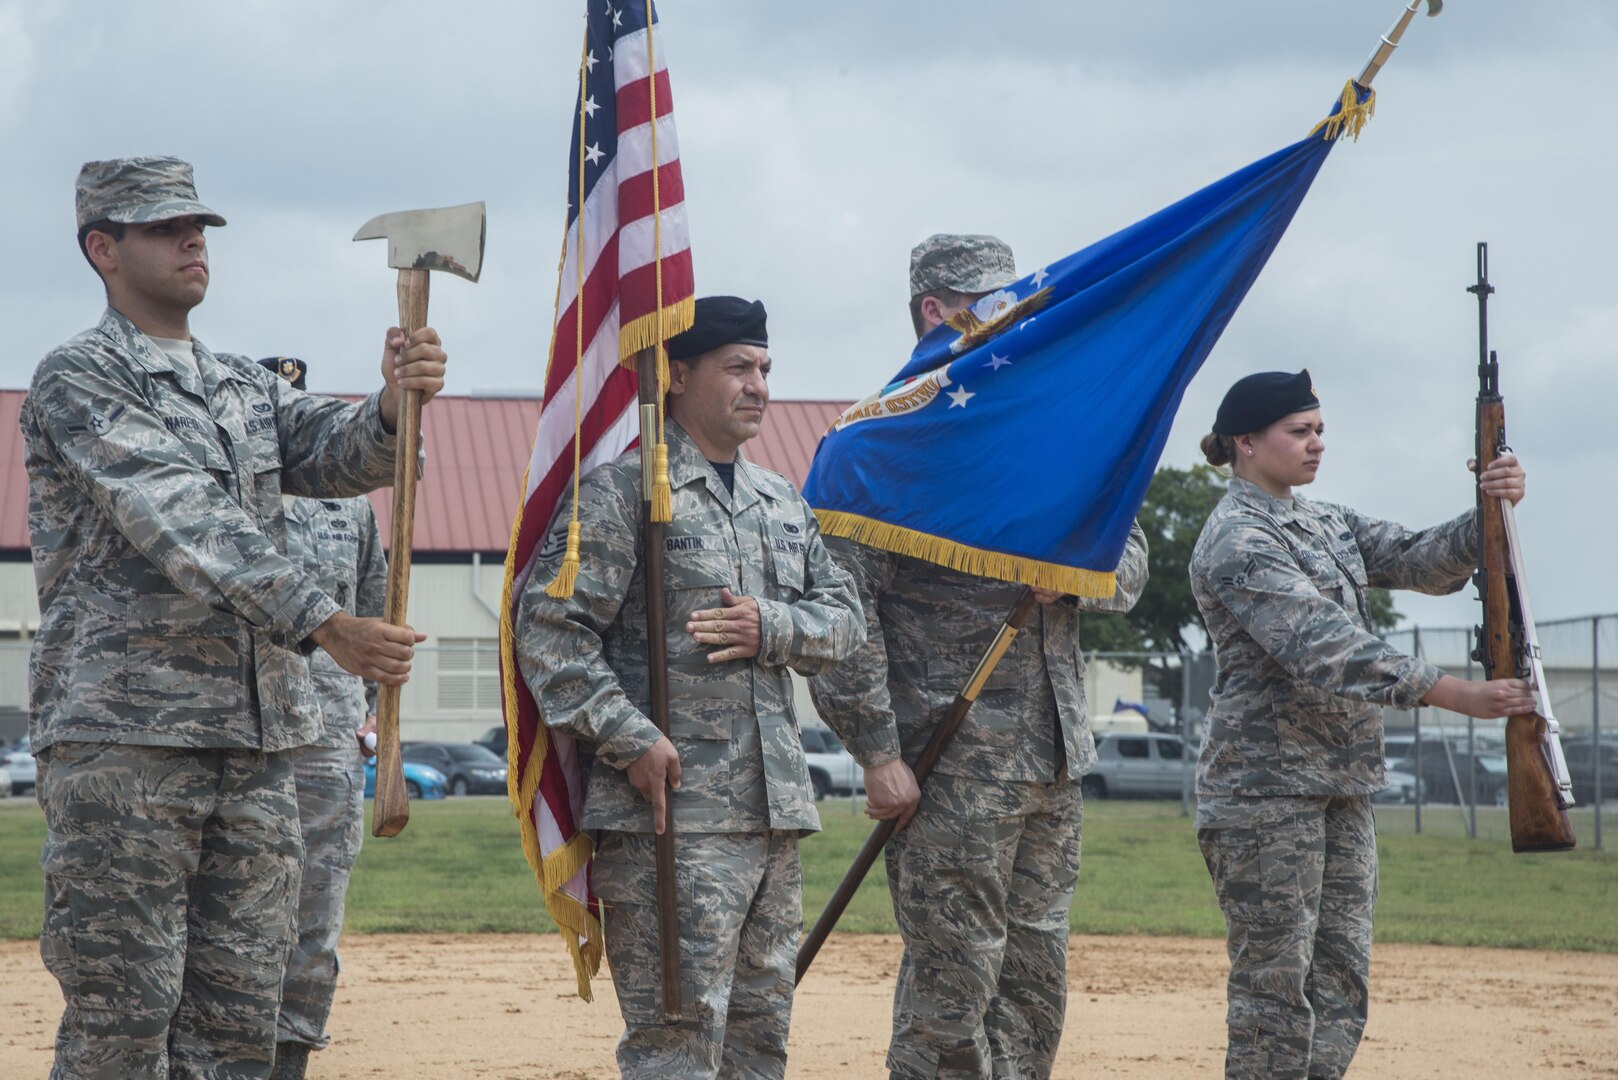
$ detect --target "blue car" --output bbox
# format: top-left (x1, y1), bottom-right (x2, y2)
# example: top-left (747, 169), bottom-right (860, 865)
top-left (364, 757), bottom-right (448, 801)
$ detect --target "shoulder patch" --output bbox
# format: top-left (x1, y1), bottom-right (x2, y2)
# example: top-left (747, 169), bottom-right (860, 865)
top-left (66, 403), bottom-right (127, 437)
top-left (1219, 556), bottom-right (1259, 591)
top-left (538, 523), bottom-right (570, 560)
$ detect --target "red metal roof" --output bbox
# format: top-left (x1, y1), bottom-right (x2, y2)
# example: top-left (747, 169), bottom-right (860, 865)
top-left (0, 391), bottom-right (25, 553)
top-left (0, 390), bottom-right (847, 555)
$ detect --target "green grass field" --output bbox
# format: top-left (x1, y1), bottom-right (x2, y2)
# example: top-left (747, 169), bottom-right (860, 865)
top-left (2, 797), bottom-right (1614, 950)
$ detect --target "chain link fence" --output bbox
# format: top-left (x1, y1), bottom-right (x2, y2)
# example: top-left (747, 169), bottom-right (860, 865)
top-left (5, 616), bottom-right (1615, 847)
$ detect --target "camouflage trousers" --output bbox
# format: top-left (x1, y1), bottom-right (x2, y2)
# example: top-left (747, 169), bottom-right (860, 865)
top-left (1197, 795), bottom-right (1377, 1080)
top-left (276, 745), bottom-right (365, 1054)
top-left (36, 742), bottom-right (303, 1080)
top-left (593, 829), bottom-right (802, 1080)
top-left (884, 772), bottom-right (1083, 1080)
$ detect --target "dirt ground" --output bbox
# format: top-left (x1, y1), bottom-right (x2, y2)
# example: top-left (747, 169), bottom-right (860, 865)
top-left (2, 933), bottom-right (1615, 1078)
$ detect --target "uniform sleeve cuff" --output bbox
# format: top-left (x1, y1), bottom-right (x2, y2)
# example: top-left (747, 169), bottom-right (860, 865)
top-left (364, 390), bottom-right (427, 479)
top-left (596, 713), bottom-right (665, 771)
top-left (842, 730), bottom-right (903, 770)
top-left (1394, 659), bottom-right (1447, 710)
top-left (287, 593), bottom-right (343, 654)
top-left (754, 597), bottom-right (794, 667)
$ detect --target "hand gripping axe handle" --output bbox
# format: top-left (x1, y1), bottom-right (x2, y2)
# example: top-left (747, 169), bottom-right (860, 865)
top-left (353, 200), bottom-right (485, 836)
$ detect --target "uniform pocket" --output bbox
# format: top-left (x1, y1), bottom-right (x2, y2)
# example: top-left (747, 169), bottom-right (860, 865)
top-left (666, 656), bottom-right (744, 741)
top-left (40, 834), bottom-right (134, 1038)
top-left (126, 594), bottom-right (244, 710)
top-left (764, 520), bottom-right (809, 600)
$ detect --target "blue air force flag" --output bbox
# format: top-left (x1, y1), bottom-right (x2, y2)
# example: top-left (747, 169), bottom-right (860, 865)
top-left (803, 87), bottom-right (1373, 598)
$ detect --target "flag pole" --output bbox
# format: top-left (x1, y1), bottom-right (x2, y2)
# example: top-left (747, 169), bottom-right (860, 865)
top-left (796, 589), bottom-right (1039, 983)
top-left (1358, 0), bottom-right (1442, 88)
top-left (634, 352), bottom-right (683, 1020)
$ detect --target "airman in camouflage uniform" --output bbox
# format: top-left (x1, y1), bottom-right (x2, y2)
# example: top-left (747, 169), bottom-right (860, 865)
top-left (515, 296), bottom-right (864, 1080)
top-left (25, 156), bottom-right (444, 1080)
top-left (257, 357), bottom-right (389, 1080)
top-left (1190, 370), bottom-right (1534, 1080)
top-left (809, 234), bottom-right (1151, 1080)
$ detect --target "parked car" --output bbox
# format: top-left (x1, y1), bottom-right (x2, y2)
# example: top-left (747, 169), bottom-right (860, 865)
top-left (401, 741), bottom-right (510, 795)
top-left (3, 735), bottom-right (36, 796)
top-left (478, 725), bottom-right (508, 758)
top-left (364, 758), bottom-right (448, 801)
top-left (1561, 737), bottom-right (1618, 803)
top-left (1083, 732), bottom-right (1190, 799)
top-left (1382, 733), bottom-right (1454, 766)
top-left (800, 727), bottom-right (863, 801)
top-left (1387, 750), bottom-right (1508, 806)
top-left (1371, 766), bottom-right (1420, 805)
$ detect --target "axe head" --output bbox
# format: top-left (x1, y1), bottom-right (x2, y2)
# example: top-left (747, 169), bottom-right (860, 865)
top-left (353, 200), bottom-right (486, 283)
top-left (1425, 0), bottom-right (1442, 15)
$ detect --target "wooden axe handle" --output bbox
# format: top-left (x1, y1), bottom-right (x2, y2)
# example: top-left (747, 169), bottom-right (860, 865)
top-left (372, 267), bottom-right (429, 837)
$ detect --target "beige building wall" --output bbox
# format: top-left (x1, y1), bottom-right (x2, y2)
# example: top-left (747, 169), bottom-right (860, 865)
top-left (0, 557), bottom-right (1149, 748)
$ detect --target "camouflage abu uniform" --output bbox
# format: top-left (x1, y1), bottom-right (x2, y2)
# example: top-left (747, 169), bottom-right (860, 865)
top-left (275, 491), bottom-right (387, 1069)
top-left (516, 420), bottom-right (864, 1079)
top-left (811, 532), bottom-right (1147, 1080)
top-left (810, 231), bottom-right (1152, 1080)
top-left (26, 158), bottom-right (405, 1080)
top-left (1191, 476), bottom-right (1477, 1080)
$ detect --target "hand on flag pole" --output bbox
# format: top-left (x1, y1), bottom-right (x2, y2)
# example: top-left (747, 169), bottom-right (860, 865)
top-left (628, 737), bottom-right (683, 836)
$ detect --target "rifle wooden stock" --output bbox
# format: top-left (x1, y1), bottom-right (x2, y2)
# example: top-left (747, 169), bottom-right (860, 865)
top-left (636, 351), bottom-right (682, 1020)
top-left (372, 267), bottom-right (429, 839)
top-left (1476, 398), bottom-right (1575, 853)
top-left (796, 589), bottom-right (1039, 984)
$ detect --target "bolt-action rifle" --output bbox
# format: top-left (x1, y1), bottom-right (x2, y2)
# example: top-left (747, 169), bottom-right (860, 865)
top-left (1468, 242), bottom-right (1575, 852)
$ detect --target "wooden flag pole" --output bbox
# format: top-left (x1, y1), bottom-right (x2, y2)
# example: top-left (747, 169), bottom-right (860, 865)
top-left (796, 589), bottom-right (1039, 983)
top-left (635, 348), bottom-right (682, 1019)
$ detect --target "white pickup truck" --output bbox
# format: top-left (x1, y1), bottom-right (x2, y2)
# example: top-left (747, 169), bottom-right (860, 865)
top-left (800, 726), bottom-right (865, 801)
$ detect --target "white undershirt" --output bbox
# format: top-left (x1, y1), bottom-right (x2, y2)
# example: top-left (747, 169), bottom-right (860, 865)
top-left (149, 335), bottom-right (202, 386)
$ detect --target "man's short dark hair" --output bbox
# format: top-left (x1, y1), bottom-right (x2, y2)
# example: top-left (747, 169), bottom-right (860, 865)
top-left (77, 218), bottom-right (126, 279)
top-left (909, 287), bottom-right (973, 339)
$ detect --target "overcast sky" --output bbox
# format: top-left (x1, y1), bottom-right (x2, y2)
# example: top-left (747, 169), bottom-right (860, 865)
top-left (2, 0), bottom-right (1613, 630)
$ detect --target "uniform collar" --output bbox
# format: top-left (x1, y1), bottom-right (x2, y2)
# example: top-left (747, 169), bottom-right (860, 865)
top-left (1226, 475), bottom-right (1307, 527)
top-left (97, 306), bottom-right (250, 402)
top-left (666, 419), bottom-right (764, 514)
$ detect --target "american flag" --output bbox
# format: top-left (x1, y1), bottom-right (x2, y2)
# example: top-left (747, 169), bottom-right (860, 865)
top-left (499, 0), bottom-right (693, 1001)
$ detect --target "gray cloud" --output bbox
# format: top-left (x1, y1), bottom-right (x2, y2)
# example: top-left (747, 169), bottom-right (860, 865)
top-left (2, 0), bottom-right (1612, 627)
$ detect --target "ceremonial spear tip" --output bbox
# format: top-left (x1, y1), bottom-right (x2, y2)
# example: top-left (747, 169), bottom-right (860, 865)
top-left (1357, 0), bottom-right (1444, 89)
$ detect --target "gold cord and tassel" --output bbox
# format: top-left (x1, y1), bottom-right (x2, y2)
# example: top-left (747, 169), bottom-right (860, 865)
top-left (650, 439), bottom-right (673, 523)
top-left (543, 521), bottom-right (582, 599)
top-left (1310, 79), bottom-right (1376, 142)
top-left (542, 30), bottom-right (594, 601)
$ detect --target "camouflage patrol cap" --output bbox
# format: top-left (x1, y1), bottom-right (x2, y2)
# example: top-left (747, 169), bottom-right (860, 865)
top-left (75, 156), bottom-right (227, 230)
top-left (257, 356), bottom-right (308, 391)
top-left (909, 233), bottom-right (1017, 297)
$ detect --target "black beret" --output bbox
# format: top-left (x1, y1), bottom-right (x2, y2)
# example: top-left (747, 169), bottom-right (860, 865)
top-left (257, 355), bottom-right (307, 391)
top-left (666, 296), bottom-right (768, 360)
top-left (1212, 369), bottom-right (1319, 435)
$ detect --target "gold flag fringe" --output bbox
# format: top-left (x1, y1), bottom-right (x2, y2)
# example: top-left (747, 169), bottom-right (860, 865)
top-left (815, 510), bottom-right (1119, 599)
top-left (500, 497), bottom-right (604, 1000)
top-left (1309, 79), bottom-right (1375, 142)
top-left (618, 297), bottom-right (696, 367)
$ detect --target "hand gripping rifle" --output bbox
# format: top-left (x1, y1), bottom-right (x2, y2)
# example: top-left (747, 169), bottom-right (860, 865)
top-left (1467, 242), bottom-right (1576, 852)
